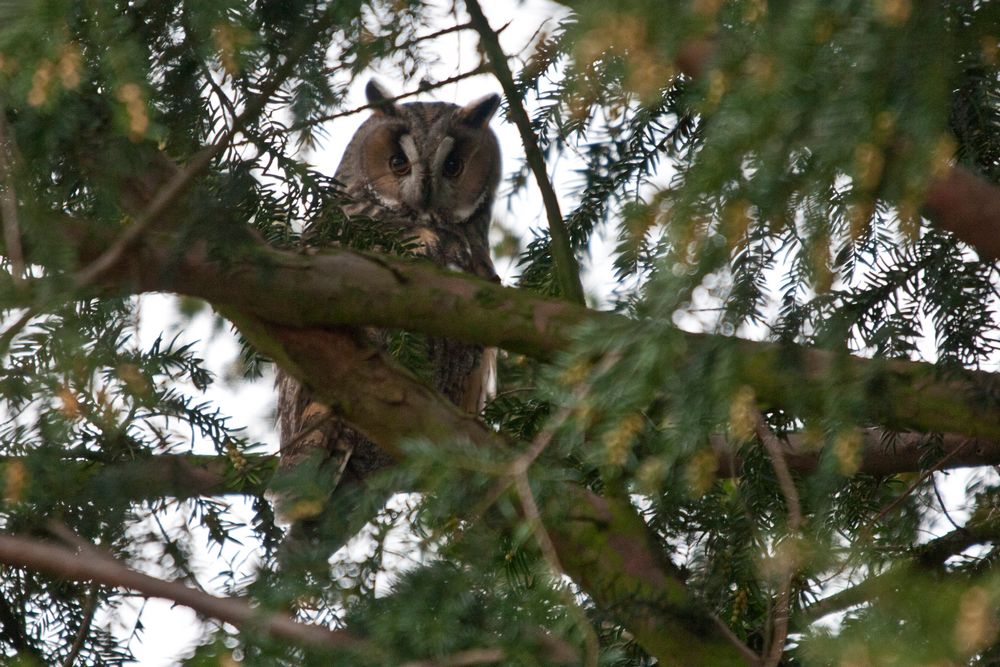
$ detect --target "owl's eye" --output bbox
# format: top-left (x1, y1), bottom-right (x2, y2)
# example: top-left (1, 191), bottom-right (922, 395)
top-left (388, 153), bottom-right (411, 175)
top-left (442, 154), bottom-right (465, 178)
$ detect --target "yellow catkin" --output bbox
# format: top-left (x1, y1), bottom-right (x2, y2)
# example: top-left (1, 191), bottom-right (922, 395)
top-left (833, 429), bottom-right (862, 476)
top-left (955, 586), bottom-right (998, 655)
top-left (27, 60), bottom-right (53, 107)
top-left (728, 385), bottom-right (757, 443)
top-left (4, 460), bottom-right (27, 503)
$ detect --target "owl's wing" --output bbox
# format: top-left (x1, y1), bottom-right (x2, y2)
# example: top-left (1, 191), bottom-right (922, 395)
top-left (274, 369), bottom-right (355, 520)
top-left (459, 345), bottom-right (497, 413)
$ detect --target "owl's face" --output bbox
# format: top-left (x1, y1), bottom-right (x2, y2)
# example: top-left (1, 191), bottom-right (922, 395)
top-left (338, 81), bottom-right (502, 225)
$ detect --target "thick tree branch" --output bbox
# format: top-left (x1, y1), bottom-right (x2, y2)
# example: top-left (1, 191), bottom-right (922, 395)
top-left (0, 534), bottom-right (368, 654)
top-left (10, 206), bottom-right (1000, 443)
top-left (5, 430), bottom-right (999, 502)
top-left (157, 245), bottom-right (1000, 441)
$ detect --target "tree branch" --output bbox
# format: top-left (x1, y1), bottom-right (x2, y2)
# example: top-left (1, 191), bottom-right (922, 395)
top-left (799, 516), bottom-right (1000, 624)
top-left (0, 533), bottom-right (368, 654)
top-left (147, 243), bottom-right (1000, 441)
top-left (3, 430), bottom-right (996, 502)
top-left (464, 0), bottom-right (586, 305)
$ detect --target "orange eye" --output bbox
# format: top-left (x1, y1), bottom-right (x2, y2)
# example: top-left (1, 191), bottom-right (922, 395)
top-left (389, 153), bottom-right (410, 175)
top-left (442, 154), bottom-right (464, 178)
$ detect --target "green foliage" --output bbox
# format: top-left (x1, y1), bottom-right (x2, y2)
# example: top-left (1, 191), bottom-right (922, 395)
top-left (2, 0), bottom-right (1000, 664)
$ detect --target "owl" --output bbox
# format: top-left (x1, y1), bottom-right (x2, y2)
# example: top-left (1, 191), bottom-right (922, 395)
top-left (275, 80), bottom-right (502, 524)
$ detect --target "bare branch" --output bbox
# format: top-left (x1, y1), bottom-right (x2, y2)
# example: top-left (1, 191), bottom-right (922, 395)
top-left (292, 64), bottom-right (489, 130)
top-left (0, 533), bottom-right (368, 654)
top-left (754, 416), bottom-right (799, 667)
top-left (465, 0), bottom-right (586, 305)
top-left (754, 416), bottom-right (802, 532)
top-left (862, 438), bottom-right (973, 534)
top-left (61, 584), bottom-right (97, 667)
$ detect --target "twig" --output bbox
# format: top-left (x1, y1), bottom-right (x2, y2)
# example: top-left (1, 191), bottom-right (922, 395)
top-left (464, 0), bottom-right (585, 305)
top-left (290, 65), bottom-right (488, 131)
top-left (863, 438), bottom-right (972, 535)
top-left (755, 414), bottom-right (801, 667)
top-left (462, 352), bottom-right (620, 531)
top-left (0, 308), bottom-right (35, 357)
top-left (931, 475), bottom-right (964, 532)
top-left (400, 648), bottom-right (505, 667)
top-left (755, 415), bottom-right (802, 532)
top-left (389, 21), bottom-right (475, 55)
top-left (0, 105), bottom-right (25, 285)
top-left (0, 532), bottom-right (369, 653)
top-left (514, 474), bottom-right (599, 667)
top-left (62, 583), bottom-right (98, 667)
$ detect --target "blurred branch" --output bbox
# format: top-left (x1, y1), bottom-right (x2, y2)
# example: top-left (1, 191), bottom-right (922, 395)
top-left (755, 416), bottom-right (799, 667)
top-left (0, 533), bottom-right (369, 654)
top-left (800, 517), bottom-right (1000, 625)
top-left (3, 431), bottom-right (998, 502)
top-left (400, 648), bottom-right (506, 667)
top-left (923, 164), bottom-right (1000, 260)
top-left (0, 454), bottom-right (271, 501)
top-left (638, 32), bottom-right (1000, 262)
top-left (465, 0), bottom-right (586, 305)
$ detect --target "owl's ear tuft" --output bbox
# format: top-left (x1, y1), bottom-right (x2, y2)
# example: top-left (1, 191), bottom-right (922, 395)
top-left (456, 93), bottom-right (501, 128)
top-left (365, 79), bottom-right (398, 116)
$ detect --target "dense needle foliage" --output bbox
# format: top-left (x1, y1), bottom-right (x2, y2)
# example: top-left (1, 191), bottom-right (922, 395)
top-left (1, 0), bottom-right (1000, 665)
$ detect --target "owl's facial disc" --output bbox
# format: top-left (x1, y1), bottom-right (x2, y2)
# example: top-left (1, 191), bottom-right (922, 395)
top-left (395, 133), bottom-right (432, 211)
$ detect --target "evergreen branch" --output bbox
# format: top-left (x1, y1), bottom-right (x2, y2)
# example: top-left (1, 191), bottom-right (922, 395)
top-left (2, 431), bottom-right (998, 501)
top-left (73, 2), bottom-right (347, 288)
top-left (799, 517), bottom-right (1000, 625)
top-left (465, 0), bottom-right (586, 305)
top-left (0, 533), bottom-right (369, 654)
top-left (0, 454), bottom-right (271, 501)
top-left (13, 203), bottom-right (1000, 442)
top-left (617, 27), bottom-right (1000, 264)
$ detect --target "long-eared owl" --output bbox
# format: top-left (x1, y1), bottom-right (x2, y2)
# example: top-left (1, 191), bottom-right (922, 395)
top-left (275, 80), bottom-right (502, 515)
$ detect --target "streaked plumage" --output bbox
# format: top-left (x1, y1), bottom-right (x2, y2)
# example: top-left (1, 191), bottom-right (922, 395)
top-left (275, 81), bottom-right (502, 515)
